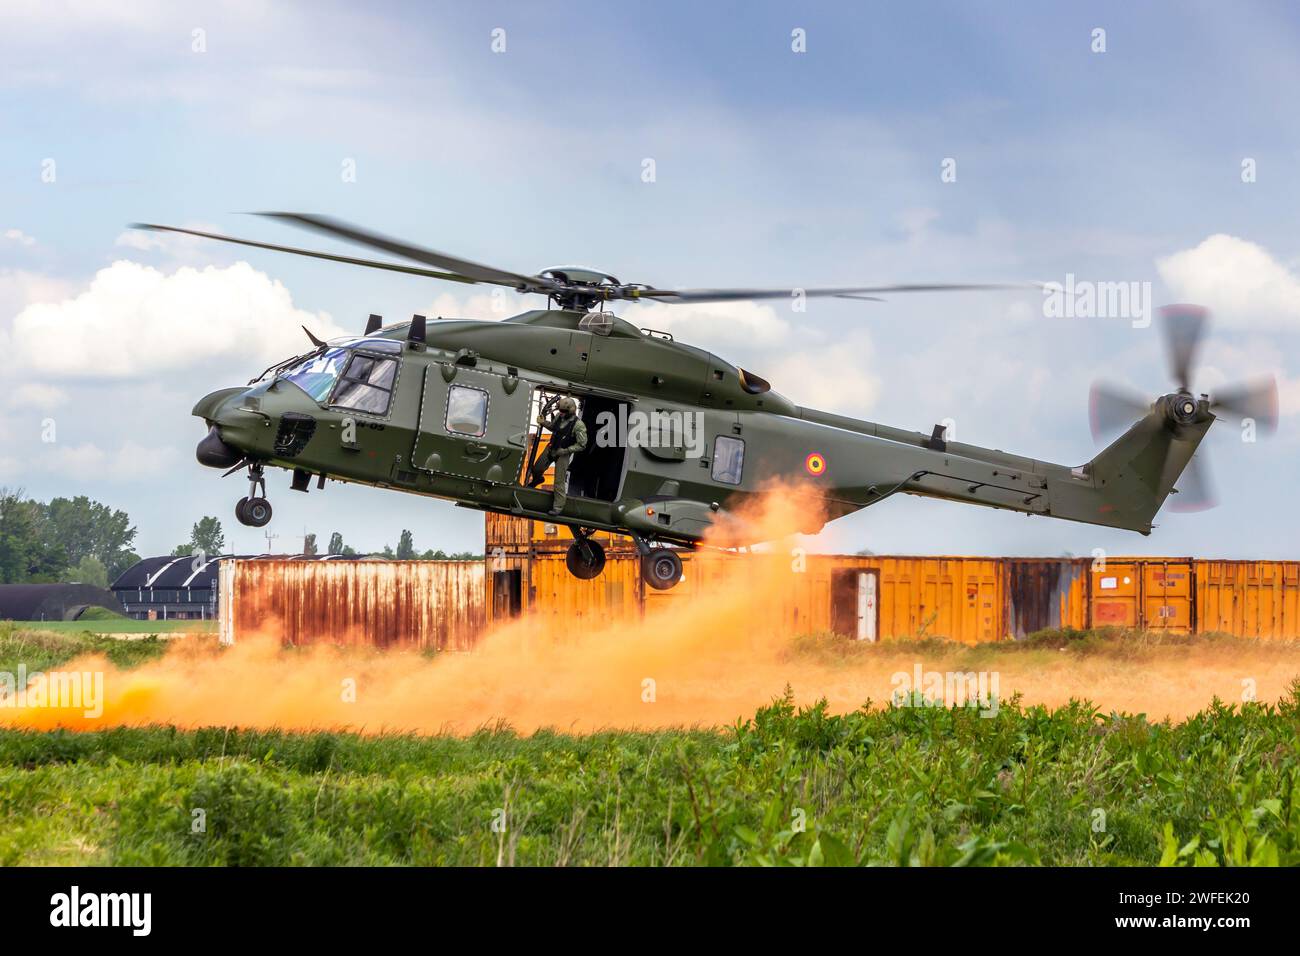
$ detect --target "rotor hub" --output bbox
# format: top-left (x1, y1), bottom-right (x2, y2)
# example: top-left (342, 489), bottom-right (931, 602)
top-left (1165, 391), bottom-right (1201, 427)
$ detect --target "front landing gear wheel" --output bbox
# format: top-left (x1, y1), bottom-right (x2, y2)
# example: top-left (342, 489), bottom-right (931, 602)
top-left (234, 497), bottom-right (251, 525)
top-left (243, 497), bottom-right (273, 528)
top-left (566, 538), bottom-right (606, 580)
top-left (642, 548), bottom-right (683, 590)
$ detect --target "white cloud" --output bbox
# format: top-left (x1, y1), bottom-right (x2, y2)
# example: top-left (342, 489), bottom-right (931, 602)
top-left (35, 441), bottom-right (178, 481)
top-left (423, 290), bottom-right (530, 322)
top-left (1157, 234), bottom-right (1300, 327)
top-left (7, 383), bottom-right (69, 409)
top-left (113, 230), bottom-right (164, 252)
top-left (620, 300), bottom-right (792, 347)
top-left (3, 228), bottom-right (36, 247)
top-left (8, 259), bottom-right (349, 379)
top-left (764, 335), bottom-right (880, 415)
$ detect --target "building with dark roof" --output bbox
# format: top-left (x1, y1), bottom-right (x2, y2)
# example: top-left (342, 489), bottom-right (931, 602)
top-left (110, 554), bottom-right (352, 620)
top-left (0, 583), bottom-right (124, 622)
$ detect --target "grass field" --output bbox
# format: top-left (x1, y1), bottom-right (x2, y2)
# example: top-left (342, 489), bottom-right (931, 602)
top-left (0, 625), bottom-right (1297, 866)
top-left (4, 618), bottom-right (216, 636)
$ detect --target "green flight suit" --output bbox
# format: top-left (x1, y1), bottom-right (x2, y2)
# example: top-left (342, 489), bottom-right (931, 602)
top-left (535, 412), bottom-right (587, 513)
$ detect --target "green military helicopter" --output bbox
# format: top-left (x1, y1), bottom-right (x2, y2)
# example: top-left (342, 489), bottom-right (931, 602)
top-left (134, 214), bottom-right (1276, 590)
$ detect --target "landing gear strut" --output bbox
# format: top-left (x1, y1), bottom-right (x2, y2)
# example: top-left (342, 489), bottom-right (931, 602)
top-left (565, 528), bottom-right (606, 580)
top-left (235, 463), bottom-right (273, 528)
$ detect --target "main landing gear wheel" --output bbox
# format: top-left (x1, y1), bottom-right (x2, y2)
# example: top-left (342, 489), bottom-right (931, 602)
top-left (238, 497), bottom-right (273, 528)
top-left (642, 548), bottom-right (683, 590)
top-left (566, 538), bottom-right (607, 580)
top-left (234, 462), bottom-right (272, 527)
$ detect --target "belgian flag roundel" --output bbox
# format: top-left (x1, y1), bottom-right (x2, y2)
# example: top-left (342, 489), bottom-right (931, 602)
top-left (804, 452), bottom-right (827, 476)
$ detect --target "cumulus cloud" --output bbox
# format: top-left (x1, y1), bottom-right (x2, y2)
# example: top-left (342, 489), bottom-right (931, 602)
top-left (620, 300), bottom-right (792, 347)
top-left (1157, 234), bottom-right (1300, 327)
top-left (7, 383), bottom-right (69, 409)
top-left (8, 259), bottom-right (349, 379)
top-left (113, 230), bottom-right (164, 252)
top-left (763, 335), bottom-right (880, 415)
top-left (423, 290), bottom-right (530, 322)
top-left (3, 228), bottom-right (36, 247)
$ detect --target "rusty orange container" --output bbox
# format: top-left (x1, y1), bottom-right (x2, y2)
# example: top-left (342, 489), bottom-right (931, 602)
top-left (219, 558), bottom-right (485, 650)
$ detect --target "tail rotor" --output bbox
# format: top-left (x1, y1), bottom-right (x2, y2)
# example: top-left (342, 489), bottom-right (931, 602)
top-left (1088, 305), bottom-right (1277, 514)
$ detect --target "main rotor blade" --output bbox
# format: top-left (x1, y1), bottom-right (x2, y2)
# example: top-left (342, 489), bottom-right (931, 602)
top-left (129, 223), bottom-right (477, 285)
top-left (255, 212), bottom-right (546, 291)
top-left (1089, 381), bottom-right (1152, 441)
top-left (633, 282), bottom-right (1029, 304)
top-left (1160, 304), bottom-right (1207, 392)
top-left (1211, 376), bottom-right (1279, 433)
top-left (1167, 452), bottom-right (1217, 513)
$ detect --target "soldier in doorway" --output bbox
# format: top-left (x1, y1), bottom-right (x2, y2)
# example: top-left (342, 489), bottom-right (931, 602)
top-left (527, 397), bottom-right (587, 515)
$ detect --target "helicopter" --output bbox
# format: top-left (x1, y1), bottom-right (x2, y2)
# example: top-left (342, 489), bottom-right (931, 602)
top-left (133, 214), bottom-right (1277, 591)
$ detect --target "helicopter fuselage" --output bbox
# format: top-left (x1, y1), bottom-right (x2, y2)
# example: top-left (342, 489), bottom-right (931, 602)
top-left (193, 308), bottom-right (1213, 571)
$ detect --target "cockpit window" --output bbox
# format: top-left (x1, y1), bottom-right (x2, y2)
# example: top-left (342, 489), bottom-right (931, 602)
top-left (279, 348), bottom-right (349, 403)
top-left (278, 347), bottom-right (399, 415)
top-left (331, 353), bottom-right (399, 415)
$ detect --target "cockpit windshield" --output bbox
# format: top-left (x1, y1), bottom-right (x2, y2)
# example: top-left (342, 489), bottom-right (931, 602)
top-left (274, 339), bottom-right (403, 415)
top-left (278, 348), bottom-right (350, 403)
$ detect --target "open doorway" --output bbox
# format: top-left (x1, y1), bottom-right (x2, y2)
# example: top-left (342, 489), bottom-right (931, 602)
top-left (569, 394), bottom-right (626, 502)
top-left (831, 568), bottom-right (879, 641)
top-left (492, 569), bottom-right (522, 618)
top-left (521, 389), bottom-right (628, 503)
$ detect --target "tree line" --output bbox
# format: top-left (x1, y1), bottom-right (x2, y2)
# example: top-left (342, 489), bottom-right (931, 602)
top-left (0, 489), bottom-right (139, 586)
top-left (0, 488), bottom-right (480, 589)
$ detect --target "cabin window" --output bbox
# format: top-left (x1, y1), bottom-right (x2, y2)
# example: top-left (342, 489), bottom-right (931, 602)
top-left (446, 385), bottom-right (489, 437)
top-left (331, 353), bottom-right (399, 415)
top-left (711, 435), bottom-right (744, 485)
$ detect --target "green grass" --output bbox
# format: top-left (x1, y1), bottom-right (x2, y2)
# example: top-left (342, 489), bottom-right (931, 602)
top-left (0, 625), bottom-right (1297, 866)
top-left (4, 618), bottom-right (215, 635)
top-left (0, 622), bottom-right (172, 672)
top-left (75, 605), bottom-right (130, 622)
top-left (0, 691), bottom-right (1297, 866)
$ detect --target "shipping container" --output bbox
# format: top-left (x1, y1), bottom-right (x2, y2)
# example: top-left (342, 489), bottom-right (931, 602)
top-left (486, 511), bottom-right (637, 556)
top-left (1195, 560), bottom-right (1300, 640)
top-left (1087, 558), bottom-right (1193, 633)
top-left (510, 552), bottom-right (1010, 643)
top-left (219, 558), bottom-right (485, 650)
top-left (1004, 558), bottom-right (1090, 638)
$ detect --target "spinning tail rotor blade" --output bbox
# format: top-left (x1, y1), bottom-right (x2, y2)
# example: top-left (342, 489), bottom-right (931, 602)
top-left (1167, 453), bottom-right (1217, 513)
top-left (1089, 381), bottom-right (1151, 441)
top-left (1211, 376), bottom-right (1279, 433)
top-left (1160, 304), bottom-right (1207, 392)
top-left (1088, 306), bottom-right (1278, 517)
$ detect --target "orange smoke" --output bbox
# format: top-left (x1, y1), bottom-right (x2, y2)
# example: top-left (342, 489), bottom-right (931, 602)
top-left (3, 487), bottom-right (1299, 734)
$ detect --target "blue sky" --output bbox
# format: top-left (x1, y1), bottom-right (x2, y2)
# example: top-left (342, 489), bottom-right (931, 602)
top-left (2, 1), bottom-right (1299, 559)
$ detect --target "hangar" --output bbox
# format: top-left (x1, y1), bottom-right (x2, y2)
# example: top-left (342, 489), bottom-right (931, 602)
top-left (111, 553), bottom-right (350, 621)
top-left (0, 583), bottom-right (123, 622)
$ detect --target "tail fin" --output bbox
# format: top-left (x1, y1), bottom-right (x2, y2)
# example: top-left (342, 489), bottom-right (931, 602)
top-left (1061, 406), bottom-right (1212, 533)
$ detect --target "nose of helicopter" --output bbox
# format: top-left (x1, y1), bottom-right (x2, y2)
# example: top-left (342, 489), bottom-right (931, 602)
top-left (192, 387), bottom-right (249, 469)
top-left (196, 424), bottom-right (243, 468)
